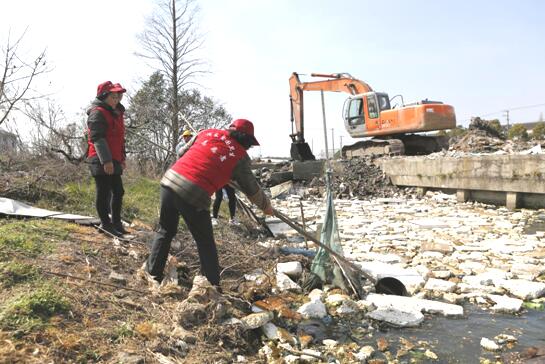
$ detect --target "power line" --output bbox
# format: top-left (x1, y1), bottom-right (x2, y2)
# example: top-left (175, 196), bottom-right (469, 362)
top-left (460, 102), bottom-right (545, 124)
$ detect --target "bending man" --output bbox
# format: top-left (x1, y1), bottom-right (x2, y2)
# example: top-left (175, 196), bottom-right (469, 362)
top-left (146, 119), bottom-right (273, 287)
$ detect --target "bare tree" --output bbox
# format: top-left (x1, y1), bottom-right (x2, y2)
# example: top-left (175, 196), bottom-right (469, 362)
top-left (126, 71), bottom-right (230, 174)
top-left (136, 0), bottom-right (207, 154)
top-left (26, 101), bottom-right (88, 163)
top-left (0, 30), bottom-right (50, 126)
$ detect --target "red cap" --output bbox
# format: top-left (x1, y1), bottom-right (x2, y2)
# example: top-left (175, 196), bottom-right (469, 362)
top-left (96, 81), bottom-right (127, 97)
top-left (229, 119), bottom-right (259, 146)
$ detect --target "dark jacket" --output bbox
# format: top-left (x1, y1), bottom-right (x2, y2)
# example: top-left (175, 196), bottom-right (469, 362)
top-left (86, 99), bottom-right (126, 176)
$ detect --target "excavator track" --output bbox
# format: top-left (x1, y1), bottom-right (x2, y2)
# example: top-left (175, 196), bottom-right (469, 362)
top-left (342, 139), bottom-right (405, 158)
top-left (341, 135), bottom-right (448, 158)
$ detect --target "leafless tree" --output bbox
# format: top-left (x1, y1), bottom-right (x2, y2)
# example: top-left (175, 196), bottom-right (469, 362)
top-left (26, 101), bottom-right (88, 163)
top-left (0, 29), bottom-right (50, 127)
top-left (136, 0), bottom-right (207, 154)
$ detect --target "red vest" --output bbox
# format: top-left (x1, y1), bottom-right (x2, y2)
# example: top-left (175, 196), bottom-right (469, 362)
top-left (170, 129), bottom-right (247, 195)
top-left (87, 106), bottom-right (125, 162)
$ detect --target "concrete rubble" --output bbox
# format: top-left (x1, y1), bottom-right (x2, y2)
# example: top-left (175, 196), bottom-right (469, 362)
top-left (271, 190), bottom-right (545, 315)
top-left (239, 184), bottom-right (544, 362)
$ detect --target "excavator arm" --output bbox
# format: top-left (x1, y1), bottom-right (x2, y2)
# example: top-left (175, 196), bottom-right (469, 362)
top-left (289, 72), bottom-right (373, 160)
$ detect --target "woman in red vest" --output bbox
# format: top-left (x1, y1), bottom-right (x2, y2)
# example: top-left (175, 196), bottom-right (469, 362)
top-left (87, 81), bottom-right (128, 237)
top-left (146, 119), bottom-right (273, 287)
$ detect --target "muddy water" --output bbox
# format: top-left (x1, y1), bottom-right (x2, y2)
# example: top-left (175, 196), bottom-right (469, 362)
top-left (372, 306), bottom-right (545, 363)
top-left (524, 214), bottom-right (545, 235)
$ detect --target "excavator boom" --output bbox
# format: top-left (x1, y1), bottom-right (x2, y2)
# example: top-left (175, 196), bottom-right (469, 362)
top-left (289, 73), bottom-right (373, 160)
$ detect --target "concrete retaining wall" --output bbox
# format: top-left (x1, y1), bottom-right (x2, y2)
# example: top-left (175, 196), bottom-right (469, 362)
top-left (378, 155), bottom-right (545, 209)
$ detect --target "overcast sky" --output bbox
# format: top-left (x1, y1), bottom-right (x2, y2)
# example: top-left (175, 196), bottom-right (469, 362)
top-left (2, 0), bottom-right (545, 158)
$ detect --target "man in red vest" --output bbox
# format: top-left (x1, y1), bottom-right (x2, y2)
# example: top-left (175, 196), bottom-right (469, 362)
top-left (146, 119), bottom-right (273, 287)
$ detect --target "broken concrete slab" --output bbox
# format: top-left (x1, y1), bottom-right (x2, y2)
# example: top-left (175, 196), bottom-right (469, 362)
top-left (487, 294), bottom-right (523, 313)
top-left (269, 171), bottom-right (293, 186)
top-left (496, 279), bottom-right (545, 300)
top-left (297, 298), bottom-right (328, 319)
top-left (424, 278), bottom-right (457, 293)
top-left (270, 180), bottom-right (294, 199)
top-left (240, 311), bottom-right (274, 330)
top-left (366, 293), bottom-right (464, 317)
top-left (367, 307), bottom-right (424, 327)
top-left (276, 261), bottom-right (303, 278)
top-left (276, 272), bottom-right (302, 293)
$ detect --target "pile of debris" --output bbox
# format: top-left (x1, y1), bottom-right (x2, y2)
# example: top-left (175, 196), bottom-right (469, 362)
top-left (448, 117), bottom-right (541, 154)
top-left (303, 157), bottom-right (411, 199)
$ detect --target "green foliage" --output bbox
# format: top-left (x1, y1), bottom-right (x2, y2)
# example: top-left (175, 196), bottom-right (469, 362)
top-left (507, 124), bottom-right (529, 140)
top-left (442, 126), bottom-right (467, 138)
top-left (111, 322), bottom-right (135, 343)
top-left (0, 261), bottom-right (39, 288)
top-left (0, 283), bottom-right (70, 333)
top-left (469, 117), bottom-right (504, 138)
top-left (0, 219), bottom-right (72, 260)
top-left (488, 119), bottom-right (504, 137)
top-left (531, 122), bottom-right (545, 140)
top-left (33, 175), bottom-right (161, 226)
top-left (522, 301), bottom-right (544, 310)
top-left (122, 176), bottom-right (161, 224)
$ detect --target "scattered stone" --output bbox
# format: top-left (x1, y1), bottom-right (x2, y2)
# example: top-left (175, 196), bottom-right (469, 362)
top-left (322, 339), bottom-right (337, 348)
top-left (497, 279), bottom-right (545, 300)
top-left (297, 298), bottom-right (328, 319)
top-left (366, 293), bottom-right (464, 316)
top-left (421, 241), bottom-right (453, 253)
top-left (488, 294), bottom-right (523, 313)
top-left (432, 270), bottom-right (452, 279)
top-left (367, 307), bottom-right (424, 327)
top-left (240, 311), bottom-right (274, 330)
top-left (115, 352), bottom-right (145, 364)
top-left (261, 322), bottom-right (279, 340)
top-left (425, 349), bottom-right (438, 360)
top-left (494, 334), bottom-right (517, 345)
top-left (355, 346), bottom-right (375, 362)
top-left (480, 337), bottom-right (500, 351)
top-left (277, 261), bottom-right (303, 278)
top-left (300, 349), bottom-right (322, 362)
top-left (325, 293), bottom-right (351, 306)
top-left (276, 272), bottom-right (302, 292)
top-left (424, 278), bottom-right (457, 293)
top-left (109, 271), bottom-right (127, 285)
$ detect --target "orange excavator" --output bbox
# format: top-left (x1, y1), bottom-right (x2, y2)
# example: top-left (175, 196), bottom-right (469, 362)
top-left (289, 72), bottom-right (456, 160)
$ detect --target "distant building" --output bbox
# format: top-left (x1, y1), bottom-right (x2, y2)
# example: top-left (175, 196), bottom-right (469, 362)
top-left (518, 121), bottom-right (545, 136)
top-left (0, 130), bottom-right (18, 153)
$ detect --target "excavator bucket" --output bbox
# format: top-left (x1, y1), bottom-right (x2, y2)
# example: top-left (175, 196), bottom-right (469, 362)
top-left (290, 142), bottom-right (316, 161)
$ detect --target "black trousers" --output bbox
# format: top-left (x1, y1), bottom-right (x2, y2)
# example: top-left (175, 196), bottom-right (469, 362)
top-left (147, 186), bottom-right (220, 285)
top-left (93, 174), bottom-right (124, 225)
top-left (212, 185), bottom-right (236, 219)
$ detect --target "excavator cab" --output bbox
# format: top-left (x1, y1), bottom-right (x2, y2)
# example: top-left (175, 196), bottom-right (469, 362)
top-left (343, 92), bottom-right (390, 137)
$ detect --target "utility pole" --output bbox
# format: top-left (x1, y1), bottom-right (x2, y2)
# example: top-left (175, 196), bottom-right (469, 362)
top-left (503, 110), bottom-right (510, 130)
top-left (339, 135), bottom-right (344, 151)
top-left (331, 128), bottom-right (335, 158)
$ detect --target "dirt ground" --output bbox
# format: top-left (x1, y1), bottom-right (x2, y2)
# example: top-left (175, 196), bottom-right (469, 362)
top-left (0, 211), bottom-right (311, 363)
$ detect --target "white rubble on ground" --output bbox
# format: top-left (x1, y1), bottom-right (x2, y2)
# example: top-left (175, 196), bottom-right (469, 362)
top-left (272, 191), bottom-right (545, 318)
top-left (276, 261), bottom-right (303, 278)
top-left (365, 293), bottom-right (464, 316)
top-left (275, 272), bottom-right (302, 293)
top-left (366, 307), bottom-right (424, 327)
top-left (297, 297), bottom-right (328, 319)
